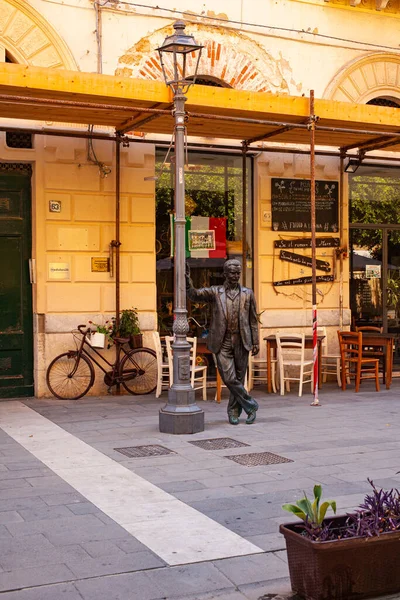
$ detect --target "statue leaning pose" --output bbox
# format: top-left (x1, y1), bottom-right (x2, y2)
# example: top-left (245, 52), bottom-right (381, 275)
top-left (186, 259), bottom-right (259, 425)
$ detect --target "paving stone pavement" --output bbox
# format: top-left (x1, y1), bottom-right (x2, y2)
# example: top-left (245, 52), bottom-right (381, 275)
top-left (0, 381), bottom-right (399, 599)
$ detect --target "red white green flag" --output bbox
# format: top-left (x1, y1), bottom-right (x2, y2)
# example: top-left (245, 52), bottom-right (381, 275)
top-left (170, 215), bottom-right (226, 258)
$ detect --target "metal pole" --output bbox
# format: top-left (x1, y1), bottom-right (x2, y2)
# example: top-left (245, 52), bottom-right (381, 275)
top-left (309, 90), bottom-right (320, 407)
top-left (242, 142), bottom-right (247, 285)
top-left (114, 137), bottom-right (121, 394)
top-left (159, 87), bottom-right (204, 434)
top-left (339, 154), bottom-right (344, 332)
top-left (115, 138), bottom-right (121, 332)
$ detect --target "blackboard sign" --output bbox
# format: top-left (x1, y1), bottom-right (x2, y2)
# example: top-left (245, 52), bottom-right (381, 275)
top-left (274, 275), bottom-right (334, 287)
top-left (279, 250), bottom-right (331, 273)
top-left (274, 237), bottom-right (340, 249)
top-left (271, 178), bottom-right (339, 232)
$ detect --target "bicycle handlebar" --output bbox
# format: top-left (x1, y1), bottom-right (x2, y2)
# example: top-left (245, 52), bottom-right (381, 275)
top-left (78, 324), bottom-right (89, 334)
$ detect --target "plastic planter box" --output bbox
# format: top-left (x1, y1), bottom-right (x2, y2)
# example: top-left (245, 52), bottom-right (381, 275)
top-left (280, 516), bottom-right (400, 600)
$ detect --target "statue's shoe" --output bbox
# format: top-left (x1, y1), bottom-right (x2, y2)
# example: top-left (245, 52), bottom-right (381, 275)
top-left (246, 409), bottom-right (257, 424)
top-left (228, 416), bottom-right (239, 425)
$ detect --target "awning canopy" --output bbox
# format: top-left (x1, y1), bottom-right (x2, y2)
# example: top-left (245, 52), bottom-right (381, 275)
top-left (1, 63), bottom-right (400, 153)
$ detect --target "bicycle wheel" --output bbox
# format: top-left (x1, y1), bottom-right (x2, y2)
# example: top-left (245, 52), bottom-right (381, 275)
top-left (46, 352), bottom-right (94, 400)
top-left (120, 348), bottom-right (157, 395)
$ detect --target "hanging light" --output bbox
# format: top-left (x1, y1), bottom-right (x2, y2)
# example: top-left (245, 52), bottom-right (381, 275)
top-left (157, 21), bottom-right (203, 92)
top-left (344, 157), bottom-right (362, 173)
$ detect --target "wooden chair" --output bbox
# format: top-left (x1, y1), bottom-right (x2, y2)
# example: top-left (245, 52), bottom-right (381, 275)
top-left (355, 326), bottom-right (386, 384)
top-left (276, 333), bottom-right (313, 397)
top-left (248, 353), bottom-right (277, 393)
top-left (337, 331), bottom-right (380, 392)
top-left (153, 332), bottom-right (170, 398)
top-left (318, 326), bottom-right (341, 387)
top-left (165, 336), bottom-right (207, 400)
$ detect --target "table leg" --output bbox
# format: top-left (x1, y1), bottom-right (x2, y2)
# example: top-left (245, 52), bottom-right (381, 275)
top-left (386, 339), bottom-right (393, 389)
top-left (216, 370), bottom-right (222, 403)
top-left (267, 341), bottom-right (272, 394)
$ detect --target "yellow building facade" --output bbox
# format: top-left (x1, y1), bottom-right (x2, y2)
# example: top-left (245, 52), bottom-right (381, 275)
top-left (0, 0), bottom-right (399, 397)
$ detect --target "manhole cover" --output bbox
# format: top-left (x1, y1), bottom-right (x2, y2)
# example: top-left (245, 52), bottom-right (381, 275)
top-left (188, 437), bottom-right (250, 450)
top-left (225, 451), bottom-right (293, 467)
top-left (113, 445), bottom-right (175, 458)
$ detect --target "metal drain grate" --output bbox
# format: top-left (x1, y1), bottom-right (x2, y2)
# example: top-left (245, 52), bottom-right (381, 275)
top-left (188, 437), bottom-right (250, 450)
top-left (225, 451), bottom-right (293, 467)
top-left (114, 445), bottom-right (176, 458)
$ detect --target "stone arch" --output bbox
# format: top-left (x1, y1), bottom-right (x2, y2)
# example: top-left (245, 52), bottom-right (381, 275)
top-left (0, 0), bottom-right (77, 69)
top-left (116, 23), bottom-right (300, 95)
top-left (324, 53), bottom-right (400, 103)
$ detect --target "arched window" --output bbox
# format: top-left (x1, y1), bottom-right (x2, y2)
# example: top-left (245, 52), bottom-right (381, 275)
top-left (186, 75), bottom-right (232, 88)
top-left (367, 97), bottom-right (400, 108)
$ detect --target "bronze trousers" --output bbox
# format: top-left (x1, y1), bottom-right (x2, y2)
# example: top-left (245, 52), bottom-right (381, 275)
top-left (215, 332), bottom-right (259, 418)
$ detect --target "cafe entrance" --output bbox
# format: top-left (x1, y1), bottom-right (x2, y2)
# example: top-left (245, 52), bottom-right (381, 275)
top-left (349, 164), bottom-right (400, 360)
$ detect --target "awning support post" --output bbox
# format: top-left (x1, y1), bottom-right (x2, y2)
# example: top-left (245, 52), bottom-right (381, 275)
top-left (309, 90), bottom-right (321, 407)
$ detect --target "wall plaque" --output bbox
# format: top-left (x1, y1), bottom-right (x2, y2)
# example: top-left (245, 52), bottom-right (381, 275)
top-left (274, 275), bottom-right (334, 287)
top-left (48, 262), bottom-right (70, 280)
top-left (91, 257), bottom-right (110, 272)
top-left (274, 237), bottom-right (340, 249)
top-left (280, 250), bottom-right (331, 272)
top-left (272, 178), bottom-right (339, 232)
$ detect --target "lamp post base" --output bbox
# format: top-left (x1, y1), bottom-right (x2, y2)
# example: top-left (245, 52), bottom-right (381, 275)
top-left (159, 390), bottom-right (204, 434)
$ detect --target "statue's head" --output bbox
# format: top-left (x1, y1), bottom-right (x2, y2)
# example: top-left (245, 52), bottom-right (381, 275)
top-left (223, 259), bottom-right (241, 286)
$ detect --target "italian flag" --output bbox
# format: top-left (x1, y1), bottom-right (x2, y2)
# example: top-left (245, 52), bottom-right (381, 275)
top-left (170, 215), bottom-right (226, 258)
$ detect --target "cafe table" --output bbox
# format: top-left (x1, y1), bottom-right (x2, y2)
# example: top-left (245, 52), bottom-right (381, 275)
top-left (359, 332), bottom-right (395, 390)
top-left (264, 334), bottom-right (325, 394)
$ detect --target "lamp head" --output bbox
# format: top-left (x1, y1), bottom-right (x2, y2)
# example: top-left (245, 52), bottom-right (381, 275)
top-left (157, 21), bottom-right (203, 91)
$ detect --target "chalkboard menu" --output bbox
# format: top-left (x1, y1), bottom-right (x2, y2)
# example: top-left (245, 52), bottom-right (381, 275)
top-left (271, 178), bottom-right (339, 232)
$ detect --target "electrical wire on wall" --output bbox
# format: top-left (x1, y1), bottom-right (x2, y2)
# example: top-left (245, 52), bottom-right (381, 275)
top-left (87, 125), bottom-right (112, 178)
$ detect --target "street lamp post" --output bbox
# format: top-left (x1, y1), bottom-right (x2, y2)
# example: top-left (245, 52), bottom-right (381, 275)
top-left (158, 21), bottom-right (205, 434)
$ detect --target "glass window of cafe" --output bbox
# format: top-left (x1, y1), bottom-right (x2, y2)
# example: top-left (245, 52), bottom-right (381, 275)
top-left (155, 150), bottom-right (253, 337)
top-left (349, 164), bottom-right (400, 336)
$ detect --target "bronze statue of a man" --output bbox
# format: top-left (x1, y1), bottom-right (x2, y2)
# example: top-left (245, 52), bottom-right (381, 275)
top-left (186, 259), bottom-right (259, 425)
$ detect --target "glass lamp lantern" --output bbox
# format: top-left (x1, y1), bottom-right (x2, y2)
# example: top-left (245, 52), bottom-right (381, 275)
top-left (157, 20), bottom-right (203, 92)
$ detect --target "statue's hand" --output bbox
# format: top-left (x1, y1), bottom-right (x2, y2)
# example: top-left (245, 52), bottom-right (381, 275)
top-left (251, 345), bottom-right (259, 356)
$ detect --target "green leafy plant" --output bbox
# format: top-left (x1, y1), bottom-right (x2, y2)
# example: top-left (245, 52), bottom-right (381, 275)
top-left (282, 484), bottom-right (337, 527)
top-left (117, 308), bottom-right (141, 337)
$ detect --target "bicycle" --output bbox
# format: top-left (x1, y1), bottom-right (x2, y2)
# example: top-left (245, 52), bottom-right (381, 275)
top-left (46, 325), bottom-right (157, 400)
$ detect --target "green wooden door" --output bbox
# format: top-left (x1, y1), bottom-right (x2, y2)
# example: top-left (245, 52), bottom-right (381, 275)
top-left (0, 166), bottom-right (33, 398)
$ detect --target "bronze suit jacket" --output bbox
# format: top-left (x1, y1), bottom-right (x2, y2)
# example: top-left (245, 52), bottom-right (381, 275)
top-left (187, 282), bottom-right (259, 354)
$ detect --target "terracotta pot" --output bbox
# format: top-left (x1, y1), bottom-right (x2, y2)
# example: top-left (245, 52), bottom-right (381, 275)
top-left (280, 515), bottom-right (400, 600)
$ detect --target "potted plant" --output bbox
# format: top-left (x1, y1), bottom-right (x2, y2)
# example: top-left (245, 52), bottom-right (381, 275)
top-left (115, 308), bottom-right (142, 349)
top-left (88, 319), bottom-right (113, 348)
top-left (279, 481), bottom-right (400, 600)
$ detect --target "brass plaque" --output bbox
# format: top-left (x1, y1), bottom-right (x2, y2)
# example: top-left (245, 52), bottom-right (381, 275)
top-left (91, 257), bottom-right (110, 272)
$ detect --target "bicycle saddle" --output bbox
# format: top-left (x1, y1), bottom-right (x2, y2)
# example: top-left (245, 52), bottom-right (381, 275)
top-left (113, 336), bottom-right (130, 344)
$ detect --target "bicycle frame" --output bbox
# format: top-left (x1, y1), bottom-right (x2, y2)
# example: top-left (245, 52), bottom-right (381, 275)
top-left (72, 328), bottom-right (130, 382)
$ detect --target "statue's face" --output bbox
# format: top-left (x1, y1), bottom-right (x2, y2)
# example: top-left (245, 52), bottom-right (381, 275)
top-left (224, 264), bottom-right (241, 285)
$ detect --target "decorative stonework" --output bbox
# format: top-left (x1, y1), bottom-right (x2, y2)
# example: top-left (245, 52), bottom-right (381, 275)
top-left (324, 53), bottom-right (400, 103)
top-left (116, 23), bottom-right (301, 94)
top-left (0, 0), bottom-right (77, 69)
top-left (292, 0), bottom-right (399, 13)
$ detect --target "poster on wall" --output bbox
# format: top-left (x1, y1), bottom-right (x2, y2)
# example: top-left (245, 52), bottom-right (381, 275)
top-left (271, 178), bottom-right (339, 232)
top-left (170, 215), bottom-right (226, 258)
top-left (366, 265), bottom-right (381, 279)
